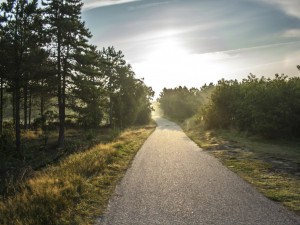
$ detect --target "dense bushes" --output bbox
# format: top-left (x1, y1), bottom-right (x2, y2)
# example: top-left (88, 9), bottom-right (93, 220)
top-left (199, 74), bottom-right (300, 138)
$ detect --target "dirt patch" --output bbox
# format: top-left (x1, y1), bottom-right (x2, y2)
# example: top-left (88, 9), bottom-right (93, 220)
top-left (211, 143), bottom-right (300, 178)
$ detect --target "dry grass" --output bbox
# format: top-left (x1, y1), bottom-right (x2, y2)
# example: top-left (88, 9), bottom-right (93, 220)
top-left (0, 122), bottom-right (156, 225)
top-left (21, 130), bottom-right (40, 139)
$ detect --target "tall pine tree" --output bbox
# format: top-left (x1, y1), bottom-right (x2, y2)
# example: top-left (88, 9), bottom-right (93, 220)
top-left (43, 0), bottom-right (91, 148)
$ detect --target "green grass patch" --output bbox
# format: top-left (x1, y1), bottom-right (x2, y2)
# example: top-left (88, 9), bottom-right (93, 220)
top-left (179, 118), bottom-right (300, 215)
top-left (0, 121), bottom-right (156, 225)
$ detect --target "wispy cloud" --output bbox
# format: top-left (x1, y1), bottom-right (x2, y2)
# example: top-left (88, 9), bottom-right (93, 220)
top-left (82, 0), bottom-right (141, 10)
top-left (127, 1), bottom-right (169, 11)
top-left (258, 0), bottom-right (300, 19)
top-left (215, 40), bottom-right (300, 55)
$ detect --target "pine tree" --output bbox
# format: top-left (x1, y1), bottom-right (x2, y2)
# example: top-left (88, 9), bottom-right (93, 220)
top-left (0, 10), bottom-right (9, 135)
top-left (99, 46), bottom-right (125, 128)
top-left (42, 0), bottom-right (91, 148)
top-left (0, 0), bottom-right (39, 155)
top-left (71, 45), bottom-right (105, 127)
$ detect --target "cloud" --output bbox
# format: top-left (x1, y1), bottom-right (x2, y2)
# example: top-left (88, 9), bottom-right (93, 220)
top-left (216, 40), bottom-right (300, 55)
top-left (82, 0), bottom-right (141, 10)
top-left (283, 29), bottom-right (300, 38)
top-left (258, 0), bottom-right (300, 19)
top-left (127, 1), bottom-right (169, 10)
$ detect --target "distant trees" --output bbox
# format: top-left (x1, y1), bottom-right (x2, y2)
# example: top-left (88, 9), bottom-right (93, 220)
top-left (0, 0), bottom-right (153, 154)
top-left (158, 84), bottom-right (214, 121)
top-left (198, 74), bottom-right (300, 138)
top-left (111, 64), bottom-right (154, 128)
top-left (159, 72), bottom-right (300, 138)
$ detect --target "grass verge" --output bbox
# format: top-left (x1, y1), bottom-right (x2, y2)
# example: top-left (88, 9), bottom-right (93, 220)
top-left (180, 117), bottom-right (300, 215)
top-left (0, 121), bottom-right (156, 225)
top-left (0, 127), bottom-right (123, 196)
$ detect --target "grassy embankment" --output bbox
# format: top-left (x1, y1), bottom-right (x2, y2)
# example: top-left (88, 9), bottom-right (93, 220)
top-left (180, 117), bottom-right (300, 215)
top-left (0, 121), bottom-right (156, 225)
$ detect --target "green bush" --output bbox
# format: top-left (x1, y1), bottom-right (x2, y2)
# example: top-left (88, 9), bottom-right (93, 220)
top-left (198, 74), bottom-right (300, 138)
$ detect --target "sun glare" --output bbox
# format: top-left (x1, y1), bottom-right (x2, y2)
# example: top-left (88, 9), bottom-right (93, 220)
top-left (134, 32), bottom-right (232, 91)
top-left (147, 37), bottom-right (188, 64)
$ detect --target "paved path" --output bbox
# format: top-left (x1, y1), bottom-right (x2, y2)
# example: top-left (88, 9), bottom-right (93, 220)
top-left (98, 117), bottom-right (300, 225)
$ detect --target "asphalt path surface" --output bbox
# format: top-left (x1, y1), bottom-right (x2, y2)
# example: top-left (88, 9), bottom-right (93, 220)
top-left (98, 117), bottom-right (300, 225)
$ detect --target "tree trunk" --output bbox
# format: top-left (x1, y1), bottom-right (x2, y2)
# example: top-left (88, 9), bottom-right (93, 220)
top-left (41, 91), bottom-right (45, 131)
top-left (12, 91), bottom-right (15, 125)
top-left (15, 81), bottom-right (21, 156)
top-left (40, 79), bottom-right (45, 131)
top-left (23, 83), bottom-right (28, 130)
top-left (0, 77), bottom-right (3, 136)
top-left (62, 63), bottom-right (66, 131)
top-left (109, 79), bottom-right (113, 128)
top-left (62, 43), bottom-right (70, 131)
top-left (15, 1), bottom-right (21, 155)
top-left (57, 33), bottom-right (64, 148)
top-left (28, 89), bottom-right (31, 128)
top-left (110, 95), bottom-right (113, 128)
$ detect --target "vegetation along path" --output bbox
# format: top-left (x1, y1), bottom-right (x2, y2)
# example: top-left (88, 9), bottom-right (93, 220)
top-left (98, 117), bottom-right (300, 225)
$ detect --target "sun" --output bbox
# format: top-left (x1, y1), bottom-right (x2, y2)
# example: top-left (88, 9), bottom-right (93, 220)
top-left (143, 36), bottom-right (190, 76)
top-left (143, 35), bottom-right (228, 80)
top-left (132, 30), bottom-right (235, 98)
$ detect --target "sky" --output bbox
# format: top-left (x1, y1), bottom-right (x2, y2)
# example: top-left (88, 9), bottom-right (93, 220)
top-left (4, 0), bottom-right (300, 99)
top-left (81, 0), bottom-right (300, 99)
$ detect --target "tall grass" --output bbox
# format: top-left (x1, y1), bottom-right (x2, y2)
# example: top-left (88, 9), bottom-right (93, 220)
top-left (0, 123), bottom-right (155, 225)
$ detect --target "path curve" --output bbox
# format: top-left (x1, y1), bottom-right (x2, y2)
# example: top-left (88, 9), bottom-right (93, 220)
top-left (98, 117), bottom-right (300, 225)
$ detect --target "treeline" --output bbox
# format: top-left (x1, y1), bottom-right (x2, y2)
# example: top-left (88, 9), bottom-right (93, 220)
top-left (159, 72), bottom-right (300, 138)
top-left (0, 0), bottom-right (154, 154)
top-left (158, 84), bottom-right (214, 121)
top-left (200, 74), bottom-right (300, 138)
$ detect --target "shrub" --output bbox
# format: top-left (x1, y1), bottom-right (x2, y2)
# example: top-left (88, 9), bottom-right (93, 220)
top-left (198, 74), bottom-right (300, 138)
